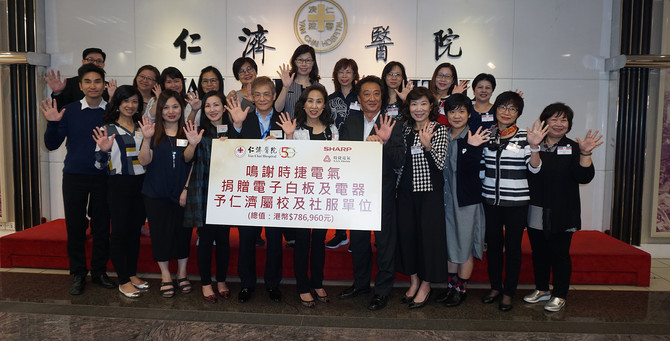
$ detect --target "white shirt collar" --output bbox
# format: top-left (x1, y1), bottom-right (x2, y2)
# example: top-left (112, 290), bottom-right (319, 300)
top-left (80, 97), bottom-right (107, 110)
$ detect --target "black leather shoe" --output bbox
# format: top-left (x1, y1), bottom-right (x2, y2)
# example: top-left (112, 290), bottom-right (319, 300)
top-left (69, 275), bottom-right (86, 295)
top-left (408, 290), bottom-right (431, 309)
top-left (400, 293), bottom-right (416, 304)
top-left (338, 286), bottom-right (371, 299)
top-left (91, 273), bottom-right (115, 289)
top-left (499, 295), bottom-right (513, 312)
top-left (482, 291), bottom-right (501, 304)
top-left (368, 294), bottom-right (389, 311)
top-left (435, 288), bottom-right (454, 304)
top-left (238, 288), bottom-right (254, 303)
top-left (499, 301), bottom-right (513, 312)
top-left (268, 287), bottom-right (282, 302)
top-left (444, 290), bottom-right (466, 307)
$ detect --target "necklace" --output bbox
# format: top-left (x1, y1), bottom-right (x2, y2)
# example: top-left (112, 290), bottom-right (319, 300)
top-left (168, 136), bottom-right (176, 168)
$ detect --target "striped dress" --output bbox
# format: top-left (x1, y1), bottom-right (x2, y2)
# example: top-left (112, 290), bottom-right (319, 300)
top-left (481, 129), bottom-right (530, 206)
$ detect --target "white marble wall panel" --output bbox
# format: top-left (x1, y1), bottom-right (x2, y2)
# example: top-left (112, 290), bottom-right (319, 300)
top-left (44, 0), bottom-right (136, 77)
top-left (416, 0), bottom-right (515, 80)
top-left (513, 0), bottom-right (609, 80)
top-left (134, 0), bottom-right (228, 77)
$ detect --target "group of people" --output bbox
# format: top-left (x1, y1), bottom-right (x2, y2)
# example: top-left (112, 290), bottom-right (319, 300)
top-left (42, 45), bottom-right (603, 313)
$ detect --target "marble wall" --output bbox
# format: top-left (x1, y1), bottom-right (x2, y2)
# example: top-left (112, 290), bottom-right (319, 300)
top-left (41, 0), bottom-right (615, 230)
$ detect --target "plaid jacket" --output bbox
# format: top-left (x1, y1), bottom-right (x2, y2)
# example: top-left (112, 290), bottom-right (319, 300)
top-left (398, 123), bottom-right (449, 192)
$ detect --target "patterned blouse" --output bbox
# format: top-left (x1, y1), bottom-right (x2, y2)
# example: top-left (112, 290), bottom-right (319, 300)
top-left (398, 123), bottom-right (449, 192)
top-left (94, 123), bottom-right (145, 175)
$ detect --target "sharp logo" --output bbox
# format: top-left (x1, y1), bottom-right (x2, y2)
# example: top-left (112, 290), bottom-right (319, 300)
top-left (323, 146), bottom-right (352, 152)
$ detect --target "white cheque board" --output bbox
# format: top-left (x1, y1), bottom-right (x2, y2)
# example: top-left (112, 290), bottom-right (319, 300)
top-left (205, 139), bottom-right (382, 231)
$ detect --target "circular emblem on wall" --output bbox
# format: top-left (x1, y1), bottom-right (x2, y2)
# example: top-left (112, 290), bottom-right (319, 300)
top-left (293, 0), bottom-right (347, 53)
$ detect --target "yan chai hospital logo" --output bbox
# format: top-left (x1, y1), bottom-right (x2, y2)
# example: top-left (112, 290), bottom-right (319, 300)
top-left (294, 0), bottom-right (347, 53)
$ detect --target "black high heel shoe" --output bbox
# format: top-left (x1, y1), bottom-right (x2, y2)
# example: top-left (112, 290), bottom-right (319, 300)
top-left (299, 293), bottom-right (316, 308)
top-left (408, 290), bottom-right (431, 309)
top-left (482, 291), bottom-right (501, 304)
top-left (312, 289), bottom-right (330, 303)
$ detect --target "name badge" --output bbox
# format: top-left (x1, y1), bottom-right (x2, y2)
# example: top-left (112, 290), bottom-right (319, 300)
top-left (439, 105), bottom-right (445, 116)
top-left (386, 108), bottom-right (399, 117)
top-left (176, 139), bottom-right (188, 147)
top-left (411, 145), bottom-right (423, 155)
top-left (481, 114), bottom-right (494, 122)
top-left (349, 101), bottom-right (361, 111)
top-left (216, 125), bottom-right (228, 135)
top-left (557, 146), bottom-right (572, 155)
top-left (505, 142), bottom-right (521, 152)
top-left (270, 130), bottom-right (283, 139)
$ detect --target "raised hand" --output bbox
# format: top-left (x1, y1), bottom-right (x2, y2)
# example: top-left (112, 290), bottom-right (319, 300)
top-left (183, 120), bottom-right (204, 146)
top-left (43, 69), bottom-right (66, 94)
top-left (373, 113), bottom-right (397, 143)
top-left (419, 122), bottom-right (436, 151)
top-left (107, 78), bottom-right (117, 98)
top-left (185, 90), bottom-right (201, 112)
top-left (576, 129), bottom-right (604, 154)
top-left (526, 120), bottom-right (548, 148)
top-left (40, 98), bottom-right (65, 121)
top-left (452, 80), bottom-right (469, 94)
top-left (138, 114), bottom-right (155, 139)
top-left (224, 95), bottom-right (250, 128)
top-left (395, 80), bottom-right (414, 101)
top-left (277, 63), bottom-right (295, 88)
top-left (92, 126), bottom-right (115, 152)
top-left (467, 127), bottom-right (490, 147)
top-left (277, 112), bottom-right (296, 139)
top-left (514, 89), bottom-right (525, 98)
top-left (151, 83), bottom-right (162, 98)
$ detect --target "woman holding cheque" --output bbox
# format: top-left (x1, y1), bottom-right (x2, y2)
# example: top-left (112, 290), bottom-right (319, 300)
top-left (276, 84), bottom-right (338, 307)
top-left (183, 91), bottom-right (235, 303)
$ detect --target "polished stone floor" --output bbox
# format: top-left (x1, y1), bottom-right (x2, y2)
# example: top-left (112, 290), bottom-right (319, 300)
top-left (0, 270), bottom-right (669, 340)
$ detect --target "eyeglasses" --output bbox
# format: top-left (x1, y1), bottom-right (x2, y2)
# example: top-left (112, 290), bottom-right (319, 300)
top-left (338, 70), bottom-right (353, 75)
top-left (436, 73), bottom-right (453, 80)
top-left (85, 57), bottom-right (104, 65)
top-left (252, 92), bottom-right (273, 99)
top-left (498, 105), bottom-right (518, 114)
top-left (387, 72), bottom-right (401, 78)
top-left (137, 74), bottom-right (156, 82)
top-left (202, 78), bottom-right (219, 84)
top-left (239, 66), bottom-right (255, 75)
top-left (296, 58), bottom-right (314, 65)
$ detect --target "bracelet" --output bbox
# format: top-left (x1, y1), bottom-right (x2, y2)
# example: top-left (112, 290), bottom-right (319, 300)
top-left (183, 186), bottom-right (189, 190)
top-left (580, 152), bottom-right (592, 156)
top-left (529, 146), bottom-right (540, 152)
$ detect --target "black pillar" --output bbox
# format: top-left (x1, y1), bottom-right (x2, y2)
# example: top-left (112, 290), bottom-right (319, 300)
top-left (7, 0), bottom-right (41, 231)
top-left (611, 0), bottom-right (653, 245)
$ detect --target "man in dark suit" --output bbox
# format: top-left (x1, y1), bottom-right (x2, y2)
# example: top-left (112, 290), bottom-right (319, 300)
top-left (337, 76), bottom-right (404, 310)
top-left (226, 76), bottom-right (285, 303)
top-left (44, 48), bottom-right (110, 110)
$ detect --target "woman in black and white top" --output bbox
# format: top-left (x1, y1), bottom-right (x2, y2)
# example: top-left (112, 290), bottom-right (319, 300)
top-left (395, 87), bottom-right (449, 309)
top-left (480, 91), bottom-right (547, 312)
top-left (275, 44), bottom-right (321, 118)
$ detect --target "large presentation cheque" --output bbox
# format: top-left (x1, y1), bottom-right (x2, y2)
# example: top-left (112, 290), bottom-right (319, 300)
top-left (205, 139), bottom-right (382, 231)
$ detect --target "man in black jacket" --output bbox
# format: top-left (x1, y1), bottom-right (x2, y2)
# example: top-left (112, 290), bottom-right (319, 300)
top-left (44, 47), bottom-right (109, 110)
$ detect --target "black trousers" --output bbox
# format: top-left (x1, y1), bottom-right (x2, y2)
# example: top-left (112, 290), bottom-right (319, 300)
top-left (62, 173), bottom-right (110, 276)
top-left (484, 204), bottom-right (528, 297)
top-left (396, 189), bottom-right (448, 283)
top-left (527, 228), bottom-right (573, 298)
top-left (349, 185), bottom-right (398, 295)
top-left (237, 226), bottom-right (283, 289)
top-left (144, 196), bottom-right (192, 262)
top-left (108, 175), bottom-right (145, 285)
top-left (197, 225), bottom-right (230, 285)
top-left (293, 228), bottom-right (327, 294)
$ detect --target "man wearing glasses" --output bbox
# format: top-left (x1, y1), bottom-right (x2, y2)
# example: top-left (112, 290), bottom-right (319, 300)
top-left (44, 47), bottom-right (110, 110)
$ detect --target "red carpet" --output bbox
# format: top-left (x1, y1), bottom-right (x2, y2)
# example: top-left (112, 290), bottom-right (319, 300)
top-left (0, 219), bottom-right (651, 286)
